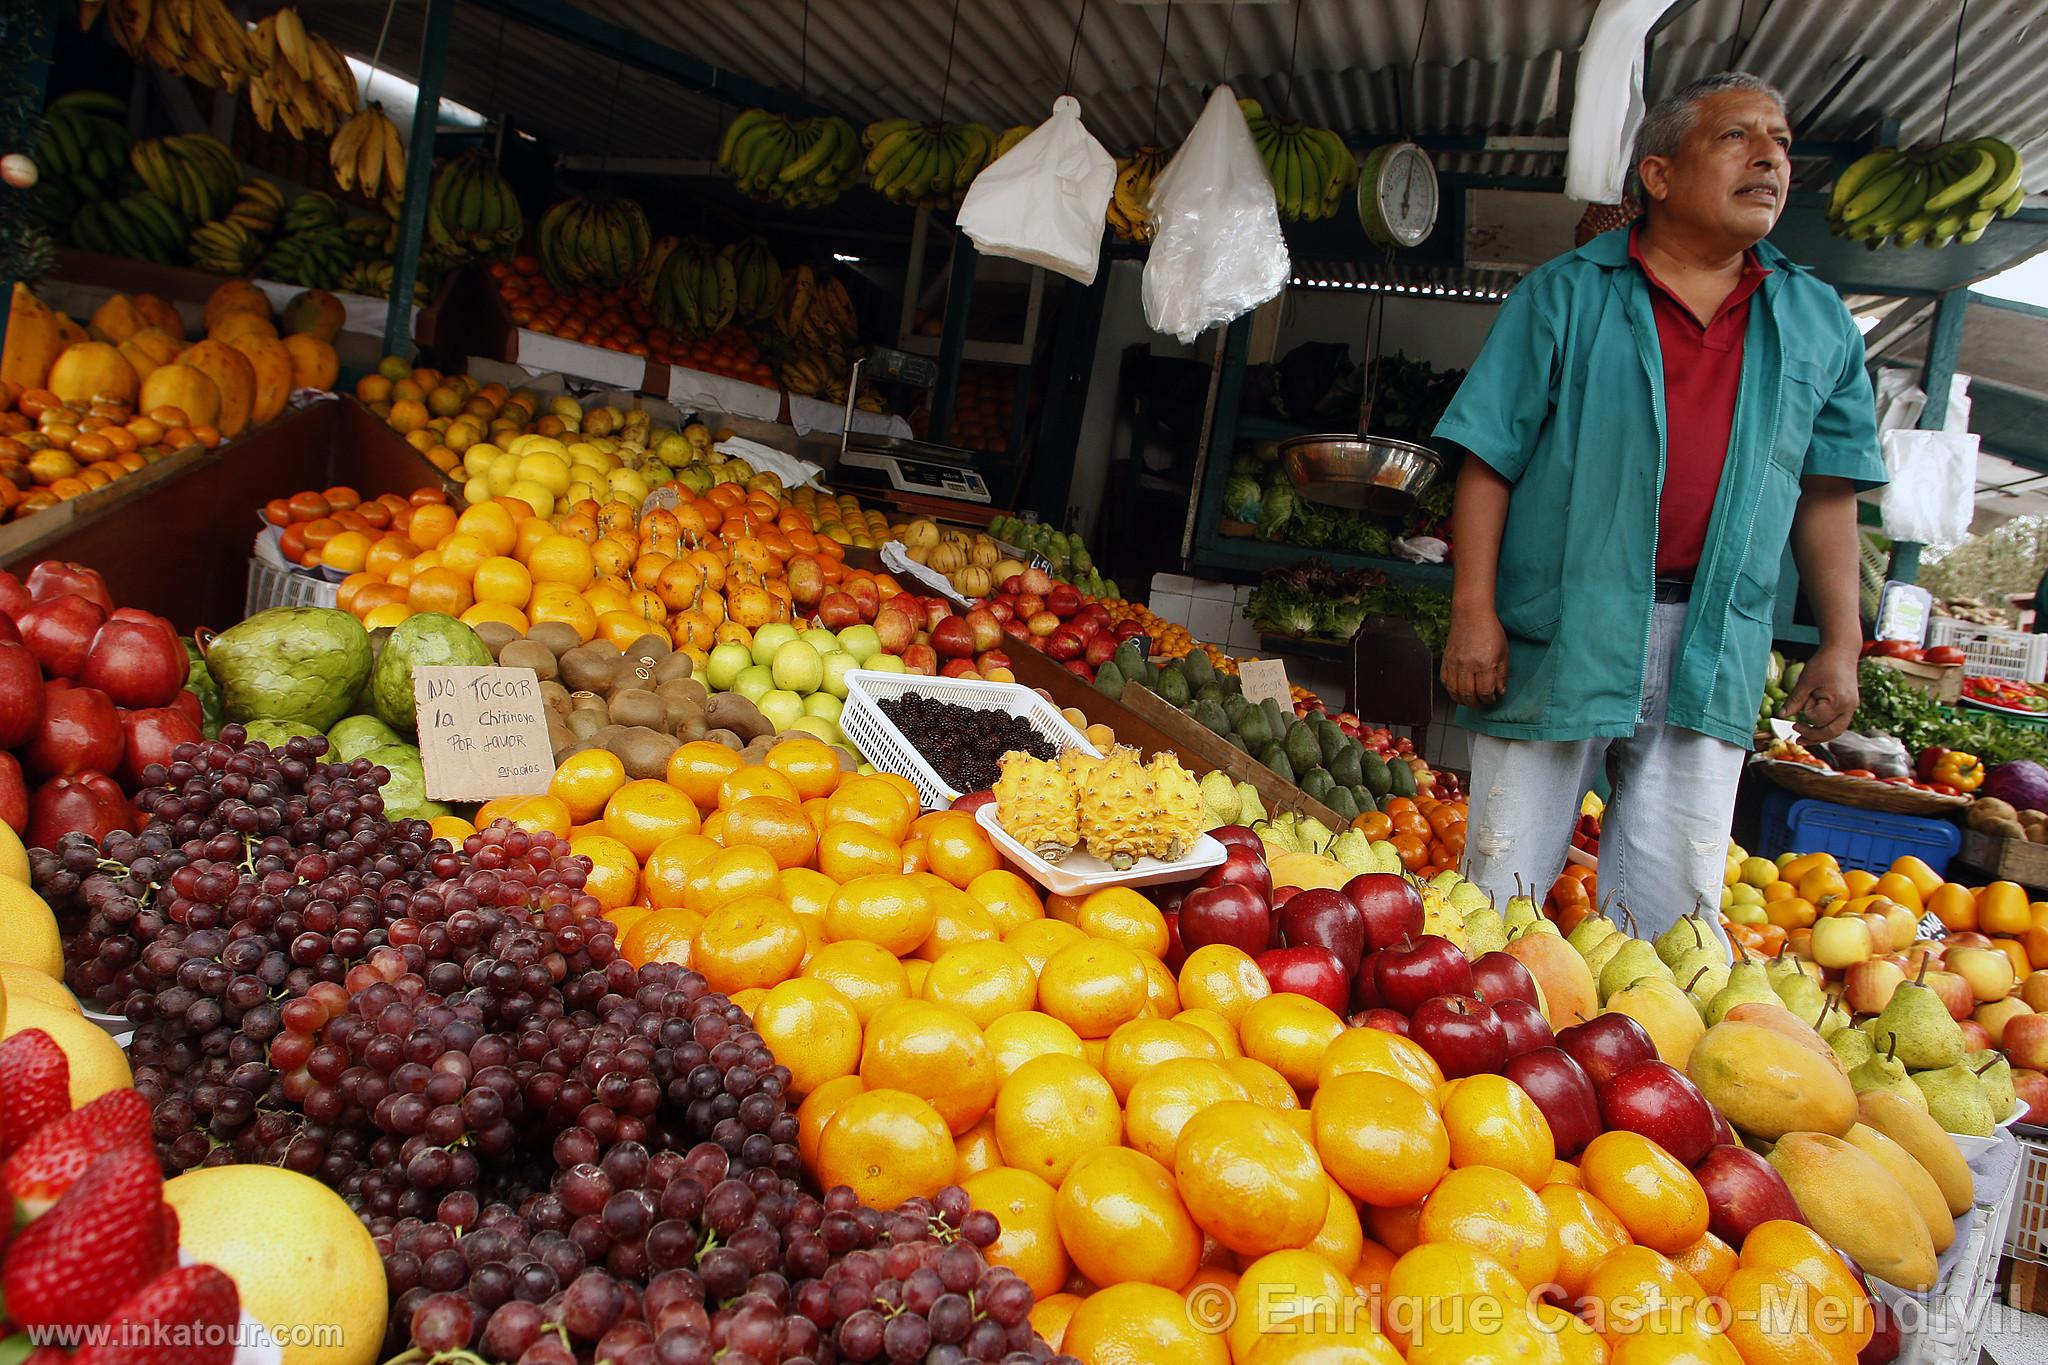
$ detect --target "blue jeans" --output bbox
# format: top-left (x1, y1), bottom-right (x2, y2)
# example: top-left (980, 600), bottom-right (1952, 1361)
top-left (1462, 602), bottom-right (1741, 946)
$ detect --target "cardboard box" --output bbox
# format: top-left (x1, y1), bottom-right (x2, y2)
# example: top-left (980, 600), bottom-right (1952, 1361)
top-left (1869, 655), bottom-right (1962, 704)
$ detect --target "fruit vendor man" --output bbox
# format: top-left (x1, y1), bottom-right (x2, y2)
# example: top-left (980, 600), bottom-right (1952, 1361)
top-left (1432, 73), bottom-right (1885, 939)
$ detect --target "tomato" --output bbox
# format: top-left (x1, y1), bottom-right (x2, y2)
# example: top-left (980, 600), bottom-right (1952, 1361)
top-left (263, 497), bottom-right (293, 526)
top-left (1924, 645), bottom-right (1967, 666)
top-left (286, 490), bottom-right (331, 521)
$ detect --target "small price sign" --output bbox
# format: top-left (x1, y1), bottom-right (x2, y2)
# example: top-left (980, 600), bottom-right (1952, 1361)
top-left (415, 666), bottom-right (555, 801)
top-left (1028, 552), bottom-right (1054, 574)
top-left (1238, 658), bottom-right (1293, 710)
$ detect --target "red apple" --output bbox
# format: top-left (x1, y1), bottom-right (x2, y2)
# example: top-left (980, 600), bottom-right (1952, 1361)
top-left (931, 617), bottom-right (977, 660)
top-left (0, 641), bottom-right (44, 748)
top-left (117, 706), bottom-right (203, 787)
top-left (0, 752), bottom-right (26, 834)
top-left (26, 561), bottom-right (112, 612)
top-left (1277, 888), bottom-right (1367, 976)
top-left (27, 770), bottom-right (131, 848)
top-left (1112, 619), bottom-right (1146, 641)
top-left (950, 791), bottom-right (995, 815)
top-left (1200, 844), bottom-right (1273, 902)
top-left (1555, 1014), bottom-right (1659, 1089)
top-left (1043, 629), bottom-right (1084, 662)
top-left (1692, 1146), bottom-right (1806, 1246)
top-left (963, 608), bottom-right (1003, 653)
top-left (1600, 1060), bottom-right (1719, 1165)
top-left (1924, 970), bottom-right (1976, 1021)
top-left (16, 594), bottom-right (106, 679)
top-left (919, 598), bottom-right (951, 633)
top-left (1020, 567), bottom-right (1055, 596)
top-left (1958, 1019), bottom-right (1993, 1052)
top-left (0, 570), bottom-right (28, 621)
top-left (169, 689), bottom-right (202, 733)
top-left (1470, 951), bottom-right (1542, 1009)
top-left (25, 684), bottom-right (122, 780)
top-left (1062, 660), bottom-right (1093, 679)
top-left (1045, 584), bottom-right (1083, 618)
top-left (1258, 946), bottom-right (1350, 1015)
top-left (1372, 934), bottom-right (1473, 1015)
top-left (1179, 882), bottom-right (1272, 958)
top-left (1410, 993), bottom-right (1507, 1078)
top-left (81, 616), bottom-right (187, 709)
top-left (2012, 1067), bottom-right (2048, 1124)
top-left (901, 644), bottom-right (938, 676)
top-left (1026, 612), bottom-right (1060, 638)
top-left (939, 659), bottom-right (978, 679)
top-left (1083, 632), bottom-right (1118, 668)
top-left (1001, 619), bottom-right (1032, 643)
top-left (1001, 575), bottom-right (1025, 595)
top-left (1859, 1298), bottom-right (1901, 1365)
top-left (844, 578), bottom-right (881, 620)
top-left (2003, 1014), bottom-right (2048, 1071)
top-left (1504, 1046), bottom-right (1602, 1155)
top-left (974, 650), bottom-right (1012, 675)
top-left (1209, 826), bottom-right (1264, 855)
top-left (873, 606), bottom-right (918, 655)
top-left (1014, 593), bottom-right (1044, 619)
top-left (817, 591), bottom-right (862, 629)
top-left (987, 600), bottom-right (1015, 625)
top-left (1071, 616), bottom-right (1101, 642)
top-left (0, 614), bottom-right (17, 645)
top-left (1343, 874), bottom-right (1426, 951)
top-left (1492, 998), bottom-right (1555, 1058)
top-left (1348, 1007), bottom-right (1410, 1036)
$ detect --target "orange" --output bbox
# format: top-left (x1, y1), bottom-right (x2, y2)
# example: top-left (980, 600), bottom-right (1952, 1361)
top-left (474, 793), bottom-right (570, 838)
top-left (952, 1113), bottom-right (1004, 1182)
top-left (1535, 1302), bottom-right (1613, 1365)
top-left (434, 532), bottom-right (491, 579)
top-left (825, 873), bottom-right (934, 955)
top-left (920, 940), bottom-right (1037, 1027)
top-left (1540, 1181), bottom-right (1634, 1298)
top-left (682, 845), bottom-right (780, 913)
top-left (665, 741), bottom-right (744, 808)
top-left (823, 775), bottom-right (915, 842)
top-left (548, 748), bottom-right (627, 824)
top-left (1139, 952), bottom-right (1181, 1019)
top-left (1037, 939), bottom-right (1151, 1038)
top-left (921, 810), bottom-right (999, 887)
top-left (1382, 1242), bottom-right (1524, 1353)
top-left (1239, 993), bottom-right (1346, 1092)
top-left (720, 795), bottom-right (817, 869)
top-left (1059, 1282), bottom-right (1228, 1365)
top-left (751, 978), bottom-right (861, 1097)
top-left (1302, 1174), bottom-right (1368, 1276)
top-left (1177, 944), bottom-right (1272, 1026)
top-left (1312, 1071), bottom-right (1450, 1208)
top-left (603, 904), bottom-right (651, 942)
top-left (1030, 1292), bottom-right (1084, 1353)
top-left (1350, 1237), bottom-right (1396, 1316)
top-left (1719, 1268), bottom-right (1858, 1365)
top-left (472, 555), bottom-right (532, 606)
top-left (568, 833), bottom-right (640, 912)
top-left (456, 500), bottom-right (518, 554)
top-left (320, 530), bottom-right (372, 573)
top-left (1173, 1100), bottom-right (1327, 1256)
top-left (718, 765), bottom-right (800, 810)
top-left (1416, 1164), bottom-right (1559, 1290)
top-left (1738, 1220), bottom-right (1871, 1350)
top-left (459, 602), bottom-right (529, 634)
top-left (1100, 1018), bottom-right (1222, 1103)
top-left (1005, 917), bottom-right (1087, 973)
top-left (1442, 1074), bottom-right (1556, 1186)
top-left (800, 940), bottom-right (910, 1024)
top-left (407, 501), bottom-right (457, 549)
top-left (527, 583), bottom-right (597, 642)
top-left (962, 1166), bottom-right (1072, 1298)
top-left (1175, 1007), bottom-right (1242, 1059)
top-left (601, 779), bottom-right (701, 860)
top-left (527, 533), bottom-right (595, 589)
top-left (1122, 1057), bottom-right (1251, 1168)
top-left (1581, 1245), bottom-right (1704, 1342)
top-left (1227, 1248), bottom-right (1357, 1359)
top-left (1579, 1131), bottom-right (1710, 1254)
top-left (982, 1010), bottom-right (1087, 1082)
top-left (779, 866), bottom-right (838, 920)
top-left (1316, 1027), bottom-right (1446, 1098)
top-left (1671, 1231), bottom-right (1736, 1296)
top-left (639, 833), bottom-right (720, 908)
top-left (1075, 886), bottom-right (1170, 958)
top-left (619, 906), bottom-right (704, 968)
top-left (1054, 1147), bottom-right (1204, 1291)
top-left (762, 736), bottom-right (843, 800)
top-left (427, 813), bottom-right (477, 846)
top-left (1228, 1055), bottom-right (1302, 1109)
top-left (1367, 1203), bottom-right (1424, 1257)
top-left (1404, 1300), bottom-right (1568, 1365)
top-left (858, 999), bottom-right (998, 1134)
top-left (966, 868), bottom-right (1044, 933)
top-left (815, 1088), bottom-right (956, 1210)
top-left (692, 895), bottom-right (805, 994)
top-left (993, 1053), bottom-right (1121, 1184)
top-left (909, 882), bottom-right (999, 960)
top-left (816, 823), bottom-right (903, 883)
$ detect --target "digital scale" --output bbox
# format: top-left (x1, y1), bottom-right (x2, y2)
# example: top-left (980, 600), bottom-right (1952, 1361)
top-left (833, 347), bottom-right (993, 504)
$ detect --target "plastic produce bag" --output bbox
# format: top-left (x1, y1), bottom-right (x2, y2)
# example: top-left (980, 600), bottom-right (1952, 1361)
top-left (1821, 731), bottom-right (1913, 779)
top-left (958, 96), bottom-right (1115, 286)
top-left (1880, 428), bottom-right (1978, 550)
top-left (1564, 0), bottom-right (1674, 204)
top-left (1142, 84), bottom-right (1290, 343)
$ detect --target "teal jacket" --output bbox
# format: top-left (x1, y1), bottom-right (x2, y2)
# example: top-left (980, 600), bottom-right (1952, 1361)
top-left (1432, 228), bottom-right (1886, 748)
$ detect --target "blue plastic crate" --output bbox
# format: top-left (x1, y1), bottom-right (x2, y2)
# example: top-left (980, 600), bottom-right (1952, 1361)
top-left (1756, 788), bottom-right (1962, 877)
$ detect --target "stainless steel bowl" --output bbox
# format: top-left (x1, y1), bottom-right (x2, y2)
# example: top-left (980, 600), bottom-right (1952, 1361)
top-left (1279, 432), bottom-right (1441, 514)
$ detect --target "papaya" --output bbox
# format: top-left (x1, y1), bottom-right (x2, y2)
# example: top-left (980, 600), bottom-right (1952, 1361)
top-left (118, 326), bottom-right (183, 384)
top-left (1266, 851), bottom-right (1349, 893)
top-left (1840, 1123), bottom-right (1955, 1252)
top-left (282, 287), bottom-right (344, 341)
top-left (203, 279), bottom-right (271, 333)
top-left (175, 339), bottom-right (256, 436)
top-left (1767, 1132), bottom-right (1938, 1290)
top-left (1, 283), bottom-right (64, 392)
top-left (211, 311), bottom-right (279, 346)
top-left (129, 293), bottom-right (184, 338)
top-left (1855, 1089), bottom-right (1973, 1216)
top-left (1687, 1019), bottom-right (1857, 1140)
top-left (281, 334), bottom-right (339, 391)
top-left (228, 332), bottom-right (292, 425)
top-left (1505, 932), bottom-right (1598, 1027)
top-left (139, 363), bottom-right (221, 429)
top-left (46, 342), bottom-right (138, 406)
top-left (87, 294), bottom-right (145, 344)
top-left (1718, 1001), bottom-right (1846, 1073)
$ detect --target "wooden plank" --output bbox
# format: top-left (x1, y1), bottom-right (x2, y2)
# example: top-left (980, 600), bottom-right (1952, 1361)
top-left (1117, 683), bottom-right (1349, 831)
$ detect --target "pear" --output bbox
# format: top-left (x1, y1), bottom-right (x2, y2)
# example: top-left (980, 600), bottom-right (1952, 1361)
top-left (1234, 781), bottom-right (1266, 825)
top-left (1606, 975), bottom-right (1705, 1068)
top-left (1329, 829), bottom-right (1376, 877)
top-left (1772, 972), bottom-right (1828, 1023)
top-left (1848, 1036), bottom-right (1928, 1113)
top-left (1674, 953), bottom-right (1730, 1007)
top-left (1870, 963), bottom-right (1964, 1071)
top-left (1462, 907), bottom-right (1508, 958)
top-left (1912, 1063), bottom-right (1995, 1136)
top-left (1568, 913), bottom-right (1619, 958)
top-left (1198, 771), bottom-right (1240, 827)
top-left (1583, 931), bottom-right (1631, 982)
top-left (1503, 892), bottom-right (1540, 933)
top-left (1513, 917), bottom-right (1561, 940)
top-left (1968, 1050), bottom-right (2017, 1123)
top-left (1448, 880), bottom-right (1492, 916)
top-left (1809, 991), bottom-right (1854, 1037)
top-left (1705, 954), bottom-right (1777, 1026)
top-left (1654, 912), bottom-right (1714, 968)
top-left (1298, 816), bottom-right (1336, 851)
top-left (1767, 954), bottom-right (1822, 987)
top-left (1598, 939), bottom-right (1671, 1004)
top-left (1827, 1025), bottom-right (1876, 1072)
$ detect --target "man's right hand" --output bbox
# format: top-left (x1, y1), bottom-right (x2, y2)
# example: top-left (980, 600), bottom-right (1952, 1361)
top-left (1442, 610), bottom-right (1509, 707)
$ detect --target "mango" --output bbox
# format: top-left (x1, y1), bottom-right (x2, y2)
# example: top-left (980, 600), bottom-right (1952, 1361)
top-left (1687, 1019), bottom-right (1856, 1140)
top-left (1265, 852), bottom-right (1349, 893)
top-left (1856, 1090), bottom-right (1973, 1217)
top-left (1841, 1122), bottom-right (1954, 1252)
top-left (1768, 1132), bottom-right (1937, 1290)
top-left (1720, 1001), bottom-right (1848, 1074)
top-left (1506, 932), bottom-right (1599, 1028)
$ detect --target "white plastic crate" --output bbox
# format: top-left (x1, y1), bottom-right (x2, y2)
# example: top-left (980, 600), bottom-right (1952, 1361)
top-left (839, 670), bottom-right (1095, 808)
top-left (245, 557), bottom-right (338, 616)
top-left (1928, 617), bottom-right (2048, 683)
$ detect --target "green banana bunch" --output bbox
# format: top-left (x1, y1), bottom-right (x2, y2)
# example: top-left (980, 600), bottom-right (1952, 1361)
top-left (861, 118), bottom-right (998, 210)
top-left (717, 110), bottom-right (863, 209)
top-left (1107, 146), bottom-right (1170, 242)
top-left (721, 236), bottom-right (782, 324)
top-left (343, 214), bottom-right (396, 256)
top-left (1827, 137), bottom-right (2026, 250)
top-left (189, 218), bottom-right (263, 273)
top-left (71, 193), bottom-right (189, 264)
top-left (655, 237), bottom-right (738, 337)
top-left (129, 132), bottom-right (241, 224)
top-left (223, 178), bottom-right (286, 236)
top-left (536, 194), bottom-right (653, 293)
top-left (282, 190), bottom-right (344, 235)
top-left (1238, 99), bottom-right (1359, 223)
top-left (426, 150), bottom-right (524, 259)
top-left (33, 91), bottom-right (131, 225)
top-left (338, 259), bottom-right (432, 305)
top-left (261, 224), bottom-right (353, 289)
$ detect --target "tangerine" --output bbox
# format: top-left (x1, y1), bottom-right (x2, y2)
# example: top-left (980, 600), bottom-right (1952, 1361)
top-left (858, 999), bottom-right (998, 1134)
top-left (618, 906), bottom-right (704, 969)
top-left (1240, 993), bottom-right (1346, 1092)
top-left (718, 765), bottom-right (801, 809)
top-left (1316, 1027), bottom-right (1446, 1097)
top-left (763, 736), bottom-right (843, 799)
top-left (1177, 944), bottom-right (1272, 1026)
top-left (691, 895), bottom-right (805, 994)
top-left (1004, 918), bottom-right (1087, 974)
top-left (1037, 939), bottom-right (1150, 1039)
top-left (1579, 1131), bottom-right (1710, 1255)
top-left (639, 833), bottom-right (720, 908)
top-left (966, 869), bottom-right (1044, 933)
top-left (815, 1088), bottom-right (955, 1210)
top-left (601, 779), bottom-right (701, 860)
top-left (823, 775), bottom-right (915, 842)
top-left (1059, 1282), bottom-right (1227, 1365)
top-left (1442, 1074), bottom-right (1556, 1187)
top-left (1540, 1181), bottom-right (1634, 1298)
top-left (1054, 1147), bottom-right (1204, 1291)
top-left (1099, 1018), bottom-right (1222, 1103)
top-left (665, 741), bottom-right (745, 808)
top-left (1415, 1165), bottom-right (1559, 1290)
top-left (1312, 1071), bottom-right (1450, 1208)
top-left (721, 795), bottom-right (817, 869)
top-left (1227, 1248), bottom-right (1356, 1361)
top-left (567, 833), bottom-right (639, 912)
top-left (800, 940), bottom-right (911, 1025)
top-left (751, 978), bottom-right (861, 1097)
top-left (1075, 887), bottom-right (1170, 958)
top-left (993, 1053), bottom-right (1122, 1185)
top-left (817, 823), bottom-right (903, 883)
top-left (1122, 1057), bottom-right (1251, 1168)
top-left (920, 940), bottom-right (1037, 1027)
top-left (982, 1011), bottom-right (1088, 1082)
top-left (1174, 1101), bottom-right (1328, 1256)
top-left (825, 874), bottom-right (934, 955)
top-left (682, 845), bottom-right (780, 913)
top-left (961, 1167), bottom-right (1070, 1298)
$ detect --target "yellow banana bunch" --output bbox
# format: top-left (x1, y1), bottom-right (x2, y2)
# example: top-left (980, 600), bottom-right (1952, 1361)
top-left (861, 119), bottom-right (998, 210)
top-left (106, 0), bottom-right (262, 92)
top-left (536, 194), bottom-right (653, 292)
top-left (330, 103), bottom-right (405, 214)
top-left (992, 125), bottom-right (1035, 160)
top-left (655, 238), bottom-right (739, 337)
top-left (1237, 99), bottom-right (1360, 222)
top-left (773, 263), bottom-right (860, 351)
top-left (716, 110), bottom-right (863, 209)
top-left (1828, 137), bottom-right (2027, 249)
top-left (246, 10), bottom-right (357, 138)
top-left (1107, 145), bottom-right (1170, 242)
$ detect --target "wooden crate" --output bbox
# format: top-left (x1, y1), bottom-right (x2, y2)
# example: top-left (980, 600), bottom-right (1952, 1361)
top-left (1956, 829), bottom-right (2048, 890)
top-left (1867, 655), bottom-right (1962, 704)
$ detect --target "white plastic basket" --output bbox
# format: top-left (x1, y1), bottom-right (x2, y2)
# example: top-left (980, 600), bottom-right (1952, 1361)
top-left (1928, 617), bottom-right (2048, 683)
top-left (245, 557), bottom-right (338, 616)
top-left (839, 670), bottom-right (1094, 808)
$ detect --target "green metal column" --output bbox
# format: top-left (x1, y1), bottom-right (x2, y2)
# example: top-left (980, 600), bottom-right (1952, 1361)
top-left (384, 0), bottom-right (454, 355)
top-left (928, 243), bottom-right (977, 446)
top-left (1889, 287), bottom-right (1971, 584)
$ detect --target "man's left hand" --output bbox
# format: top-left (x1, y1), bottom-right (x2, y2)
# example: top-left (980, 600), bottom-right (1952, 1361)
top-left (1781, 647), bottom-right (1859, 742)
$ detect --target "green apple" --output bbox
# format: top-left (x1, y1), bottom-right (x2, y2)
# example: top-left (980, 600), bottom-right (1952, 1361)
top-left (864, 653), bottom-right (907, 674)
top-left (758, 689), bottom-right (806, 732)
top-left (837, 624), bottom-right (881, 662)
top-left (733, 664), bottom-right (776, 703)
top-left (770, 640), bottom-right (825, 694)
top-left (821, 651), bottom-right (859, 700)
top-left (705, 641), bottom-right (753, 691)
top-left (750, 622), bottom-right (800, 667)
top-left (803, 692), bottom-right (843, 722)
top-left (800, 627), bottom-right (842, 656)
top-left (788, 714), bottom-right (843, 746)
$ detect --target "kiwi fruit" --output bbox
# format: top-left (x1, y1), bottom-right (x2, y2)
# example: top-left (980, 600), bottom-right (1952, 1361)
top-left (704, 728), bottom-right (745, 751)
top-left (566, 709), bottom-right (607, 740)
top-left (609, 688), bottom-right (666, 731)
top-left (558, 647), bottom-right (621, 694)
top-left (625, 634), bottom-right (672, 661)
top-left (705, 693), bottom-right (771, 741)
top-left (538, 680), bottom-right (573, 719)
top-left (472, 620), bottom-right (521, 659)
top-left (499, 639), bottom-right (559, 682)
top-left (658, 677), bottom-right (709, 710)
top-left (546, 715), bottom-right (576, 756)
top-left (608, 657), bottom-right (660, 695)
top-left (659, 691), bottom-right (706, 736)
top-left (584, 639), bottom-right (623, 659)
top-left (526, 621), bottom-right (582, 656)
top-left (833, 747), bottom-right (861, 772)
top-left (651, 653), bottom-right (694, 684)
top-left (610, 727), bottom-right (680, 780)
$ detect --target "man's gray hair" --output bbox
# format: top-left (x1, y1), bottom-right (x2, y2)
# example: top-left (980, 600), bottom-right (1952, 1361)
top-left (1632, 72), bottom-right (1788, 186)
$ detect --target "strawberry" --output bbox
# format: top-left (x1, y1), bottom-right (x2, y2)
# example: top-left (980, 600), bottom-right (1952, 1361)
top-left (0, 1146), bottom-right (163, 1331)
top-left (0, 1030), bottom-right (70, 1160)
top-left (147, 1205), bottom-right (180, 1279)
top-left (2, 1089), bottom-right (152, 1219)
top-left (67, 1264), bottom-right (241, 1365)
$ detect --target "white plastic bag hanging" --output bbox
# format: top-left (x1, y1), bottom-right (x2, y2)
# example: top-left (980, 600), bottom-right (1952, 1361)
top-left (1880, 428), bottom-right (1978, 550)
top-left (957, 96), bottom-right (1116, 285)
top-left (1141, 84), bottom-right (1290, 343)
top-left (1564, 0), bottom-right (1681, 203)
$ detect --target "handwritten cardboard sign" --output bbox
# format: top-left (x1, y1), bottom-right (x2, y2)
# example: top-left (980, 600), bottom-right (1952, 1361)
top-left (414, 666), bottom-right (554, 801)
top-left (1238, 658), bottom-right (1293, 711)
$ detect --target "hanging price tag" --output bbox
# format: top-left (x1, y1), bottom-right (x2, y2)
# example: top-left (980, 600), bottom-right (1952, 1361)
top-left (1028, 552), bottom-right (1054, 574)
top-left (414, 666), bottom-right (555, 801)
top-left (1238, 658), bottom-right (1293, 711)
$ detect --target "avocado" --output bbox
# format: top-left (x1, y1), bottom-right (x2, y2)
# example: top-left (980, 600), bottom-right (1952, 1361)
top-left (1224, 695), bottom-right (1252, 729)
top-left (1112, 641), bottom-right (1147, 679)
top-left (1155, 668), bottom-right (1192, 708)
top-left (1236, 707), bottom-right (1271, 751)
top-left (1217, 672), bottom-right (1242, 697)
top-left (1258, 743), bottom-right (1295, 784)
top-left (1300, 767), bottom-right (1335, 801)
top-left (1388, 757), bottom-right (1418, 799)
top-left (1260, 697), bottom-right (1290, 737)
top-left (1348, 784), bottom-right (1371, 812)
top-left (1283, 723), bottom-right (1322, 775)
top-left (1139, 659), bottom-right (1161, 690)
top-left (1094, 661), bottom-right (1126, 700)
top-left (1328, 787), bottom-right (1361, 822)
top-left (1190, 698), bottom-right (1231, 735)
top-left (1361, 751), bottom-right (1392, 799)
top-left (1329, 745), bottom-right (1363, 789)
top-left (1314, 718), bottom-right (1344, 764)
top-left (1196, 681), bottom-right (1224, 704)
top-left (1226, 732), bottom-right (1249, 752)
top-left (1182, 650), bottom-right (1216, 689)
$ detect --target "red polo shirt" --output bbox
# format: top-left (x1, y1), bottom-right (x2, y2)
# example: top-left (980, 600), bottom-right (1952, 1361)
top-left (1629, 229), bottom-right (1771, 577)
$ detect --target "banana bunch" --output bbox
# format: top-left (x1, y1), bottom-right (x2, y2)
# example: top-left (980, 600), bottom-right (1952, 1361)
top-left (722, 236), bottom-right (783, 323)
top-left (655, 238), bottom-right (738, 337)
top-left (330, 103), bottom-right (405, 215)
top-left (94, 0), bottom-right (263, 93)
top-left (343, 213), bottom-right (396, 257)
top-left (861, 119), bottom-right (998, 210)
top-left (426, 150), bottom-right (523, 259)
top-left (778, 352), bottom-right (838, 399)
top-left (536, 194), bottom-right (652, 292)
top-left (223, 178), bottom-right (286, 236)
top-left (772, 263), bottom-right (859, 349)
top-left (283, 191), bottom-right (344, 235)
top-left (70, 194), bottom-right (188, 264)
top-left (339, 260), bottom-right (432, 305)
top-left (32, 90), bottom-right (132, 223)
top-left (1828, 138), bottom-right (2027, 249)
top-left (637, 236), bottom-right (680, 310)
top-left (992, 124), bottom-right (1035, 160)
top-left (717, 111), bottom-right (864, 209)
top-left (262, 225), bottom-right (352, 289)
top-left (130, 132), bottom-right (239, 224)
top-left (245, 9), bottom-right (357, 138)
top-left (1107, 145), bottom-right (1170, 242)
top-left (1238, 99), bottom-right (1359, 222)
top-left (189, 219), bottom-right (263, 273)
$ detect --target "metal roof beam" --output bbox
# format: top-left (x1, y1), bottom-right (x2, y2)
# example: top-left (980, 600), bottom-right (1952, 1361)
top-left (462, 0), bottom-right (831, 119)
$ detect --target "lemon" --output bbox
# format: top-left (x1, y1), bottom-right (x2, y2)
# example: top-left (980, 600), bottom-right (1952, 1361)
top-left (0, 961), bottom-right (81, 1014)
top-left (3, 996), bottom-right (131, 1105)
top-left (516, 451), bottom-right (571, 495)
top-left (165, 1165), bottom-right (387, 1365)
top-left (0, 878), bottom-right (63, 978)
top-left (0, 821), bottom-right (27, 883)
